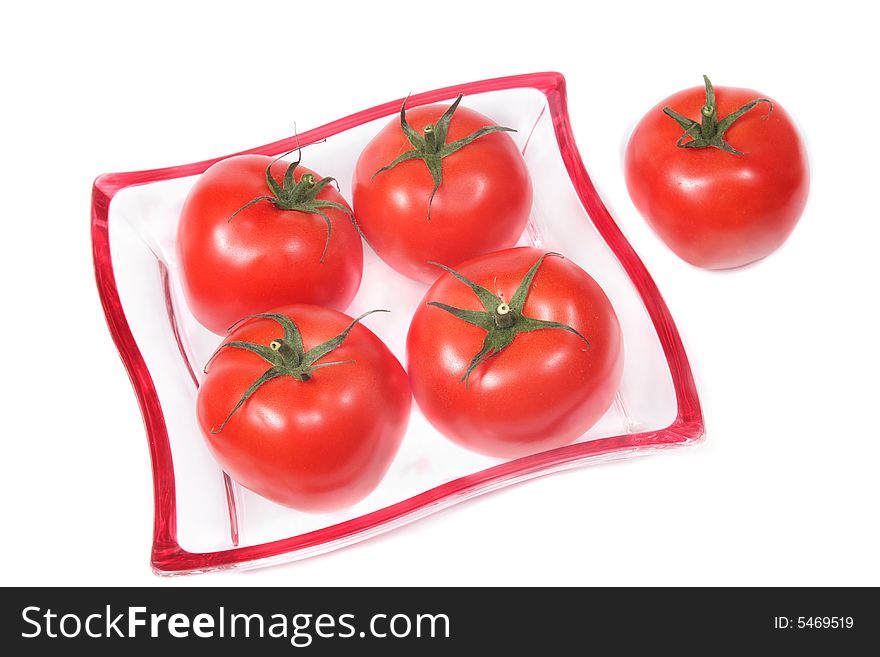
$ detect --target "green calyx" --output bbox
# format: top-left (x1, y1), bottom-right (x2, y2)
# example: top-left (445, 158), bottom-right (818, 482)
top-left (427, 252), bottom-right (590, 387)
top-left (205, 309), bottom-right (388, 433)
top-left (372, 94), bottom-right (516, 219)
top-left (228, 150), bottom-right (360, 262)
top-left (663, 75), bottom-right (772, 155)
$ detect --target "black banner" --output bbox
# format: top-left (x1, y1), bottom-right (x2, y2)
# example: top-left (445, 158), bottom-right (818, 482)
top-left (2, 587), bottom-right (875, 654)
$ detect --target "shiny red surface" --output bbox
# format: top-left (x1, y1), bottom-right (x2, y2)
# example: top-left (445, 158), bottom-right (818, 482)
top-left (91, 72), bottom-right (704, 574)
top-left (353, 103), bottom-right (532, 283)
top-left (625, 85), bottom-right (809, 269)
top-left (198, 306), bottom-right (410, 512)
top-left (407, 247), bottom-right (623, 458)
top-left (178, 155), bottom-right (363, 334)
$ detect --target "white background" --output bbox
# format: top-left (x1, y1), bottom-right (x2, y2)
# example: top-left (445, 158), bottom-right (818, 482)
top-left (2, 1), bottom-right (877, 586)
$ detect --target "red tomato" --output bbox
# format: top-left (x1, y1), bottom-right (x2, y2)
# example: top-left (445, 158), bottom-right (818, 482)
top-left (406, 247), bottom-right (623, 459)
top-left (178, 154), bottom-right (363, 334)
top-left (353, 96), bottom-right (532, 283)
top-left (197, 305), bottom-right (410, 512)
top-left (625, 76), bottom-right (809, 269)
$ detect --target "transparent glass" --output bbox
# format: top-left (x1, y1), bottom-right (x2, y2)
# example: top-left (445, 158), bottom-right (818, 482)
top-left (91, 72), bottom-right (703, 575)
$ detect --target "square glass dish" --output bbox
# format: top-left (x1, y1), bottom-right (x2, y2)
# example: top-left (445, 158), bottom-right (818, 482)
top-left (92, 72), bottom-right (704, 575)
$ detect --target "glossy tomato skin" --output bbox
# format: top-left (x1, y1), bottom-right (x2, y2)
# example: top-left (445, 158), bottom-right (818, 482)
top-left (197, 305), bottom-right (410, 512)
top-left (353, 104), bottom-right (532, 283)
top-left (178, 155), bottom-right (363, 334)
top-left (406, 247), bottom-right (623, 459)
top-left (625, 85), bottom-right (809, 269)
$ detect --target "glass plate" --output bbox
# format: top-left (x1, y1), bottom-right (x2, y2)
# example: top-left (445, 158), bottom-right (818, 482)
top-left (91, 72), bottom-right (704, 575)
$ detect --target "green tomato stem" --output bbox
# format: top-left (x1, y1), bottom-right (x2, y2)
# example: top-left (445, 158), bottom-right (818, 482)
top-left (661, 75), bottom-right (773, 155)
top-left (494, 303), bottom-right (515, 329)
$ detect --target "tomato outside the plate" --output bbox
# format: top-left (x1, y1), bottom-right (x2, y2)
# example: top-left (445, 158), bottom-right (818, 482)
top-left (406, 247), bottom-right (623, 459)
top-left (625, 76), bottom-right (809, 269)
